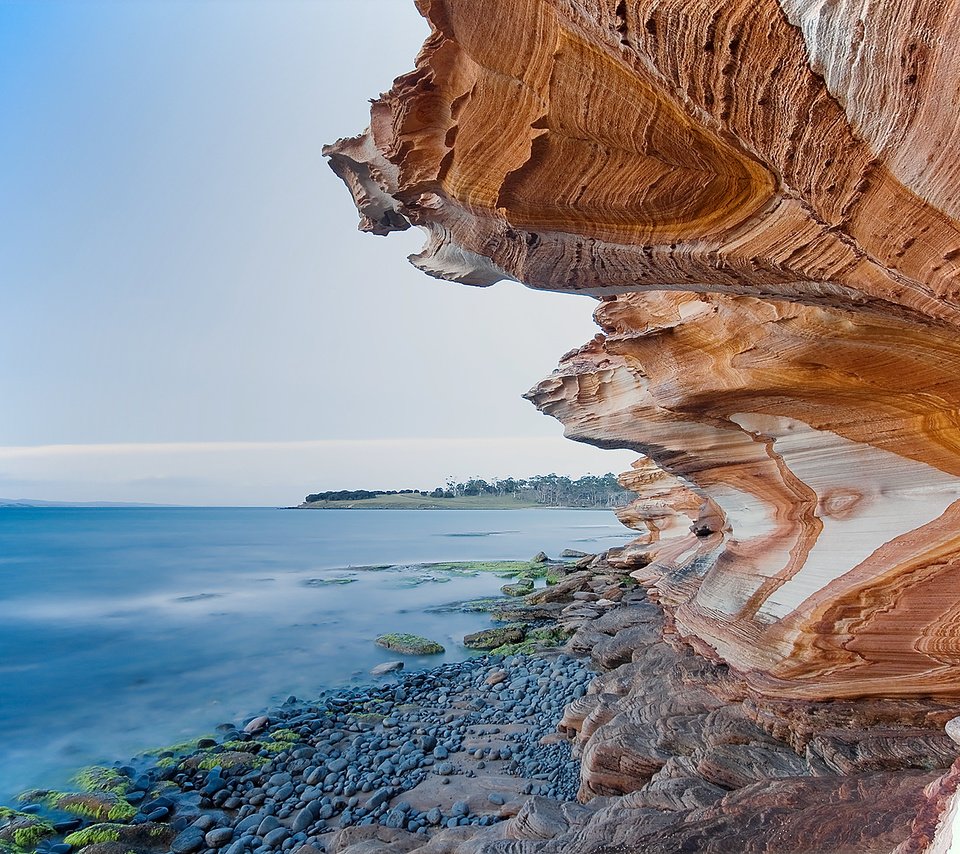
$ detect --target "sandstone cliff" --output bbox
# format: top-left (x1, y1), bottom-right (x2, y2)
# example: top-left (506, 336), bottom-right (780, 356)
top-left (325, 1), bottom-right (960, 850)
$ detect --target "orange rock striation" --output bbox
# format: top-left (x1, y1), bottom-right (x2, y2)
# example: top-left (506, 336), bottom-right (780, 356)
top-left (326, 0), bottom-right (960, 848)
top-left (326, 0), bottom-right (960, 704)
top-left (530, 291), bottom-right (960, 702)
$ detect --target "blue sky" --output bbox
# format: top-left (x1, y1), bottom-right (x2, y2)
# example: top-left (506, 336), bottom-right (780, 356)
top-left (0, 1), bottom-right (636, 504)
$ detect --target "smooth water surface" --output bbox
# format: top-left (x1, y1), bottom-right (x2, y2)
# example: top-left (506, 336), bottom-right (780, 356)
top-left (0, 507), bottom-right (632, 799)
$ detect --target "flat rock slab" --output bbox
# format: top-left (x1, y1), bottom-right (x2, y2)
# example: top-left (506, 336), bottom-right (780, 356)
top-left (375, 634), bottom-right (445, 655)
top-left (463, 626), bottom-right (526, 650)
top-left (490, 602), bottom-right (565, 622)
top-left (592, 603), bottom-right (663, 634)
top-left (592, 624), bottom-right (664, 669)
top-left (328, 825), bottom-right (422, 854)
top-left (395, 772), bottom-right (531, 817)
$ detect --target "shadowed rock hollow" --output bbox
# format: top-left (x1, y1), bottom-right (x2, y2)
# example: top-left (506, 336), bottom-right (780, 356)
top-left (325, 1), bottom-right (960, 851)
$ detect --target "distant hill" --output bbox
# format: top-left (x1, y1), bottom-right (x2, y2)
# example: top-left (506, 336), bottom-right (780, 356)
top-left (300, 473), bottom-right (636, 510)
top-left (297, 492), bottom-right (543, 510)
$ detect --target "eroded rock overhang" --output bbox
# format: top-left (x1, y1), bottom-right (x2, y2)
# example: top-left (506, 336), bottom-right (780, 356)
top-left (324, 0), bottom-right (960, 701)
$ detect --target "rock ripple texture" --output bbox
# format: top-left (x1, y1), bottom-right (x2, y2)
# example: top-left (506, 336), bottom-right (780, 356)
top-left (324, 0), bottom-right (960, 849)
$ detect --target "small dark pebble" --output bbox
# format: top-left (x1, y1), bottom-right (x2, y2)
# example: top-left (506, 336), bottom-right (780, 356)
top-left (145, 807), bottom-right (170, 822)
top-left (263, 827), bottom-right (289, 847)
top-left (205, 828), bottom-right (234, 848)
top-left (171, 826), bottom-right (206, 854)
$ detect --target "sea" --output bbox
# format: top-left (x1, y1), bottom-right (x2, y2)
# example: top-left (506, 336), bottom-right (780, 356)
top-left (0, 506), bottom-right (633, 802)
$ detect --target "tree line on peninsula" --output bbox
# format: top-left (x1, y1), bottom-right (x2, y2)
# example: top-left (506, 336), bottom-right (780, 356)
top-left (304, 473), bottom-right (635, 508)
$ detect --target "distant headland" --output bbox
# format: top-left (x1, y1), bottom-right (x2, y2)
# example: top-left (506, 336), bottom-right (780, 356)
top-left (297, 473), bottom-right (635, 510)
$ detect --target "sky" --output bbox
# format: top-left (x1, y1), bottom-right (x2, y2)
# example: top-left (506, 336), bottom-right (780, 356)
top-left (0, 0), bottom-right (637, 505)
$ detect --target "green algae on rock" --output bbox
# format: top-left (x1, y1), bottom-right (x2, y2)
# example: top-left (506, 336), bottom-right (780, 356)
top-left (301, 576), bottom-right (357, 587)
top-left (425, 560), bottom-right (548, 579)
top-left (500, 580), bottom-right (535, 597)
top-left (425, 597), bottom-right (505, 614)
top-left (0, 807), bottom-right (55, 853)
top-left (18, 792), bottom-right (136, 823)
top-left (463, 624), bottom-right (527, 650)
top-left (392, 574), bottom-right (452, 588)
top-left (491, 626), bottom-right (574, 656)
top-left (489, 602), bottom-right (565, 623)
top-left (179, 748), bottom-right (265, 771)
top-left (62, 825), bottom-right (121, 847)
top-left (64, 822), bottom-right (175, 849)
top-left (139, 737), bottom-right (211, 759)
top-left (72, 767), bottom-right (132, 796)
top-left (374, 633), bottom-right (445, 655)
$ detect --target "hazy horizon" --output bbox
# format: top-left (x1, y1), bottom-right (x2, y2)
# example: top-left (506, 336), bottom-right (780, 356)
top-left (1, 1), bottom-right (639, 505)
top-left (0, 436), bottom-right (638, 506)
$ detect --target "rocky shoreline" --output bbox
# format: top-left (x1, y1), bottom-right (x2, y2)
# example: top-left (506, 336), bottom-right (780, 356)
top-left (2, 649), bottom-right (590, 854)
top-left (0, 553), bottom-right (612, 854)
top-left (5, 552), bottom-right (960, 854)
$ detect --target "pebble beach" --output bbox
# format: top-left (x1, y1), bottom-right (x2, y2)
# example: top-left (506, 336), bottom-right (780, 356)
top-left (11, 652), bottom-right (592, 854)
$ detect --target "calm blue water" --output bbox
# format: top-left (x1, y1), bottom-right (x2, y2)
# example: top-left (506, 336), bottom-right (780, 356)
top-left (0, 507), bottom-right (631, 800)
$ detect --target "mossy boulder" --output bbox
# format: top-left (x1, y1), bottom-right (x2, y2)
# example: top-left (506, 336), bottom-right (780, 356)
top-left (426, 597), bottom-right (505, 614)
top-left (500, 580), bottom-right (534, 597)
top-left (180, 750), bottom-right (262, 771)
top-left (0, 807), bottom-right (55, 851)
top-left (491, 625), bottom-right (574, 656)
top-left (73, 767), bottom-right (132, 796)
top-left (65, 821), bottom-right (174, 850)
top-left (490, 602), bottom-right (565, 623)
top-left (267, 728), bottom-right (300, 743)
top-left (463, 625), bottom-right (527, 650)
top-left (426, 560), bottom-right (547, 579)
top-left (375, 633), bottom-right (445, 655)
top-left (140, 736), bottom-right (215, 772)
top-left (25, 791), bottom-right (137, 822)
top-left (63, 824), bottom-right (122, 848)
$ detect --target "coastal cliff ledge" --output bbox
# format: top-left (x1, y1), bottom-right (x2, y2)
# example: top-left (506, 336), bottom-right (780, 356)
top-left (325, 1), bottom-right (960, 851)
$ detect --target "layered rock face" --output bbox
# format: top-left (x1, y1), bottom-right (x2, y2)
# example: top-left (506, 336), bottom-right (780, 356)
top-left (325, 0), bottom-right (960, 849)
top-left (530, 291), bottom-right (960, 701)
top-left (326, 0), bottom-right (960, 703)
